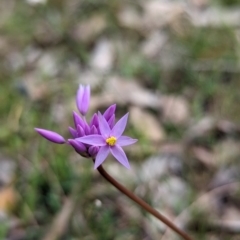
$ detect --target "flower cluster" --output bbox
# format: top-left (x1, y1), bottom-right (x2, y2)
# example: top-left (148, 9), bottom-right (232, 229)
top-left (35, 85), bottom-right (137, 169)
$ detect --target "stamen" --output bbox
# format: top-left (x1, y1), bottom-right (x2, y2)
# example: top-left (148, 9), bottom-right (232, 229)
top-left (106, 136), bottom-right (117, 146)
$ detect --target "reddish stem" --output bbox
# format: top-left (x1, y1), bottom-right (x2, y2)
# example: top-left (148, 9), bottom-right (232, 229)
top-left (97, 165), bottom-right (193, 240)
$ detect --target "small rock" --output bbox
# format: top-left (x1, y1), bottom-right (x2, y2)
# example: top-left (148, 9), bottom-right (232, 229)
top-left (0, 157), bottom-right (16, 186)
top-left (24, 46), bottom-right (42, 66)
top-left (189, 7), bottom-right (240, 28)
top-left (105, 76), bottom-right (159, 108)
top-left (7, 52), bottom-right (25, 71)
top-left (159, 95), bottom-right (190, 125)
top-left (209, 166), bottom-right (240, 190)
top-left (37, 52), bottom-right (59, 77)
top-left (130, 106), bottom-right (165, 143)
top-left (213, 140), bottom-right (240, 165)
top-left (142, 1), bottom-right (185, 31)
top-left (89, 39), bottom-right (114, 73)
top-left (117, 7), bottom-right (143, 33)
top-left (139, 156), bottom-right (169, 183)
top-left (19, 72), bottom-right (49, 101)
top-left (71, 15), bottom-right (107, 43)
top-left (139, 154), bottom-right (183, 183)
top-left (26, 0), bottom-right (47, 5)
top-left (185, 117), bottom-right (216, 141)
top-left (191, 146), bottom-right (216, 168)
top-left (141, 31), bottom-right (168, 58)
top-left (153, 176), bottom-right (189, 211)
top-left (190, 0), bottom-right (210, 8)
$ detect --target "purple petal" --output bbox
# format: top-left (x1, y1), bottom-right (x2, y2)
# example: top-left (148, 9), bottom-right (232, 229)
top-left (88, 146), bottom-right (99, 158)
top-left (98, 112), bottom-right (111, 138)
top-left (103, 104), bottom-right (116, 121)
top-left (77, 85), bottom-right (84, 107)
top-left (73, 111), bottom-right (85, 129)
top-left (76, 85), bottom-right (90, 116)
top-left (76, 85), bottom-right (87, 116)
top-left (68, 139), bottom-right (87, 153)
top-left (111, 113), bottom-right (129, 138)
top-left (84, 123), bottom-right (91, 135)
top-left (90, 113), bottom-right (98, 128)
top-left (110, 145), bottom-right (130, 169)
top-left (94, 145), bottom-right (110, 169)
top-left (90, 125), bottom-right (98, 134)
top-left (68, 127), bottom-right (78, 138)
top-left (35, 128), bottom-right (65, 144)
top-left (76, 135), bottom-right (106, 146)
top-left (82, 85), bottom-right (90, 115)
top-left (108, 114), bottom-right (115, 129)
top-left (77, 125), bottom-right (85, 137)
top-left (117, 136), bottom-right (138, 146)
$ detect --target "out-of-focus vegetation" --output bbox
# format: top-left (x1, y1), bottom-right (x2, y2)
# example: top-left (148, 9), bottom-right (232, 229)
top-left (1, 0), bottom-right (240, 239)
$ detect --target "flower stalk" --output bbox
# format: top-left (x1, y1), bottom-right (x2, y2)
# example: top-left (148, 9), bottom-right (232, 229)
top-left (35, 84), bottom-right (193, 240)
top-left (96, 163), bottom-right (193, 240)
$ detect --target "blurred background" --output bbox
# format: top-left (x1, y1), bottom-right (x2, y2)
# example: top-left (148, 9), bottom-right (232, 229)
top-left (1, 0), bottom-right (240, 239)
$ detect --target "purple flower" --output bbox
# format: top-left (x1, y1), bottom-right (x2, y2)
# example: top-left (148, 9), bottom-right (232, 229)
top-left (76, 84), bottom-right (90, 116)
top-left (77, 112), bottom-right (137, 169)
top-left (35, 128), bottom-right (65, 144)
top-left (35, 84), bottom-right (137, 168)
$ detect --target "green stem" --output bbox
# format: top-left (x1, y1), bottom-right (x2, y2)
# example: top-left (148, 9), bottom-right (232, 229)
top-left (97, 165), bottom-right (193, 240)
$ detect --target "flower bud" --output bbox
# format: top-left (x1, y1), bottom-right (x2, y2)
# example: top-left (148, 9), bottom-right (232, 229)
top-left (108, 114), bottom-right (115, 129)
top-left (68, 127), bottom-right (78, 138)
top-left (90, 113), bottom-right (98, 128)
top-left (77, 125), bottom-right (85, 137)
top-left (90, 125), bottom-right (98, 134)
top-left (76, 84), bottom-right (90, 116)
top-left (35, 128), bottom-right (65, 144)
top-left (84, 124), bottom-right (91, 135)
top-left (73, 111), bottom-right (85, 129)
top-left (103, 104), bottom-right (116, 121)
top-left (68, 139), bottom-right (87, 156)
top-left (88, 146), bottom-right (99, 158)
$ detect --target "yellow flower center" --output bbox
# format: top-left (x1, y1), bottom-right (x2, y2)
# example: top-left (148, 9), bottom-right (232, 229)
top-left (106, 136), bottom-right (117, 146)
